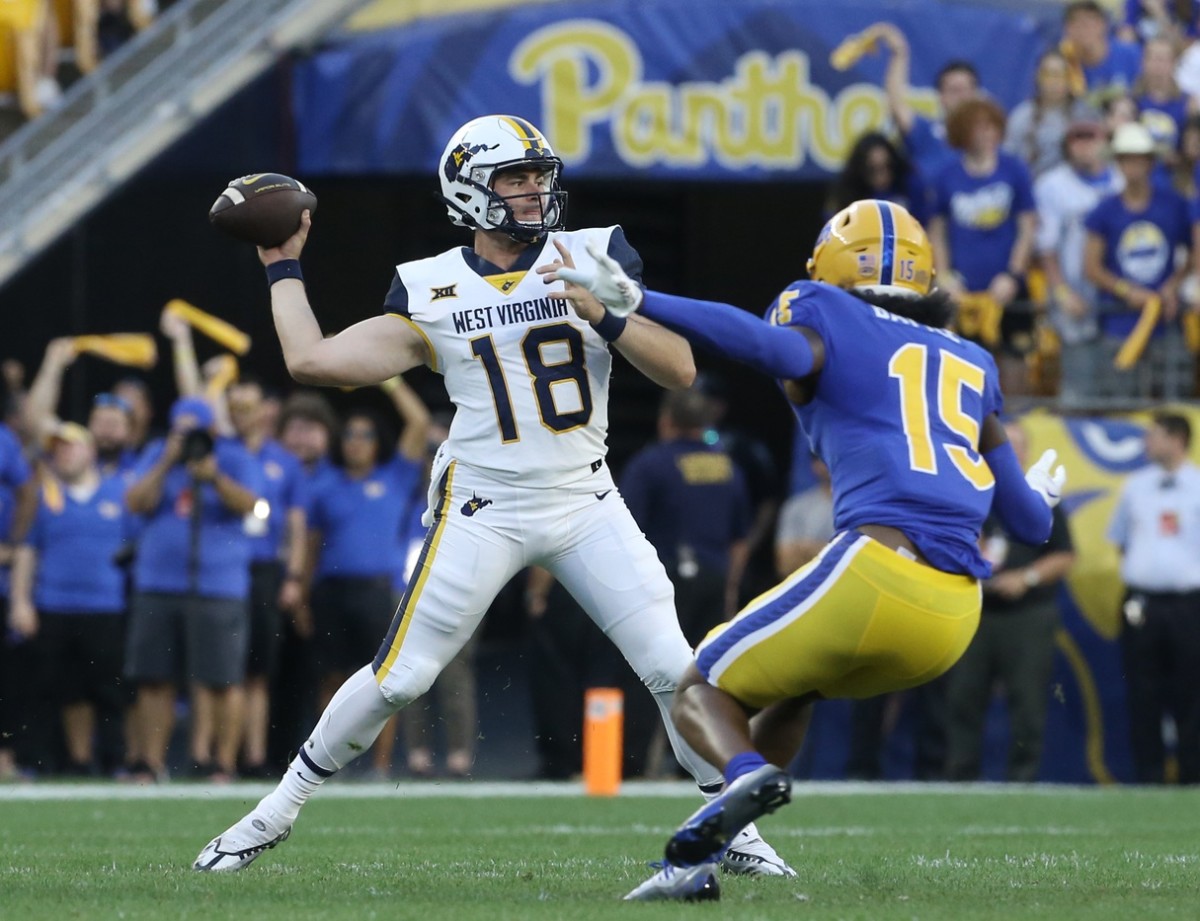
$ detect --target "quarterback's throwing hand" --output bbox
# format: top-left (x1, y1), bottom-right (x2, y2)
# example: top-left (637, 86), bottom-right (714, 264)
top-left (542, 241), bottom-right (644, 317)
top-left (1025, 449), bottom-right (1067, 507)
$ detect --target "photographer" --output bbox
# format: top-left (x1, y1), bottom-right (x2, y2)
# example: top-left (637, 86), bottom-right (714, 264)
top-left (123, 397), bottom-right (262, 781)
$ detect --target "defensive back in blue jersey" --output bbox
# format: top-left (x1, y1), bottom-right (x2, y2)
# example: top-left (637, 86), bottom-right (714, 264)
top-left (769, 281), bottom-right (1002, 578)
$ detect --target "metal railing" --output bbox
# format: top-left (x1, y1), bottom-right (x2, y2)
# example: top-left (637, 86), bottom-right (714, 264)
top-left (0, 0), bottom-right (372, 291)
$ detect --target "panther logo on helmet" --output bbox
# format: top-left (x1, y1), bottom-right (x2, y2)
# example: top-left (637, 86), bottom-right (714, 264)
top-left (438, 115), bottom-right (567, 243)
top-left (807, 199), bottom-right (934, 298)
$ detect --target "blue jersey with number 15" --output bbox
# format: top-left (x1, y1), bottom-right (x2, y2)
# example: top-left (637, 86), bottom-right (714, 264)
top-left (769, 281), bottom-right (1002, 579)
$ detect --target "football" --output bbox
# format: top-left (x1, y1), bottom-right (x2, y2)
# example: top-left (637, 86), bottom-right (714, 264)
top-left (208, 173), bottom-right (317, 248)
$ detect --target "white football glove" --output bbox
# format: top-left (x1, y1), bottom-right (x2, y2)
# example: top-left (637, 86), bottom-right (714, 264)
top-left (1025, 449), bottom-right (1067, 508)
top-left (554, 241), bottom-right (645, 317)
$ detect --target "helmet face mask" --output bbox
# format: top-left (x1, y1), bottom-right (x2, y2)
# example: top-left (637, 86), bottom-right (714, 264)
top-left (487, 163), bottom-right (565, 243)
top-left (440, 116), bottom-right (568, 243)
top-left (807, 199), bottom-right (934, 298)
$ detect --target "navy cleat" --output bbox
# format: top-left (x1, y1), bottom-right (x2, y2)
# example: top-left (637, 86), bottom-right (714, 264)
top-left (623, 860), bottom-right (721, 901)
top-left (666, 764), bottom-right (792, 868)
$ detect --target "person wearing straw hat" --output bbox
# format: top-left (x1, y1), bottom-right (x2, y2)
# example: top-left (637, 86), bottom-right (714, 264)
top-left (1084, 120), bottom-right (1194, 400)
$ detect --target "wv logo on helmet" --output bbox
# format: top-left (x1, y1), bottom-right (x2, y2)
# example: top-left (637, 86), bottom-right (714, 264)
top-left (445, 142), bottom-right (501, 179)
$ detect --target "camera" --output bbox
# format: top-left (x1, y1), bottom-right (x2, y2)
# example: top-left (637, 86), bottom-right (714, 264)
top-left (181, 428), bottom-right (215, 462)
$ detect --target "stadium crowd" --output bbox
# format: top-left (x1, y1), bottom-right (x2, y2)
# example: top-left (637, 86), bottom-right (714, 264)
top-left (0, 0), bottom-right (166, 137)
top-left (0, 0), bottom-right (1198, 788)
top-left (832, 0), bottom-right (1200, 406)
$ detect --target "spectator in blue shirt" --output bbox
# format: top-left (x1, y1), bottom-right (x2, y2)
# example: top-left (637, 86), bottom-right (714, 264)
top-left (1061, 0), bottom-right (1143, 95)
top-left (123, 396), bottom-right (261, 781)
top-left (1136, 37), bottom-right (1194, 165)
top-left (1085, 121), bottom-right (1194, 399)
top-left (226, 376), bottom-right (308, 778)
top-left (160, 313), bottom-right (310, 779)
top-left (929, 98), bottom-right (1038, 391)
top-left (931, 99), bottom-right (1038, 300)
top-left (10, 422), bottom-right (134, 776)
top-left (874, 22), bottom-right (980, 191)
top-left (306, 376), bottom-right (428, 778)
top-left (0, 417), bottom-right (37, 780)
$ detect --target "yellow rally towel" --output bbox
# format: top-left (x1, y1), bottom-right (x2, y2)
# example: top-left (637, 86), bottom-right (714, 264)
top-left (204, 355), bottom-right (239, 399)
top-left (1183, 311), bottom-right (1200, 353)
top-left (829, 28), bottom-right (879, 71)
top-left (1113, 296), bottom-right (1162, 370)
top-left (71, 334), bottom-right (158, 369)
top-left (1026, 266), bottom-right (1048, 307)
top-left (40, 470), bottom-right (64, 514)
top-left (1058, 40), bottom-right (1088, 98)
top-left (1035, 318), bottom-right (1061, 359)
top-left (164, 299), bottom-right (251, 355)
top-left (955, 293), bottom-right (1003, 348)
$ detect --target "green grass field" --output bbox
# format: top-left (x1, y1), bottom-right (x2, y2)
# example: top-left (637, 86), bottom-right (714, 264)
top-left (1, 782), bottom-right (1197, 920)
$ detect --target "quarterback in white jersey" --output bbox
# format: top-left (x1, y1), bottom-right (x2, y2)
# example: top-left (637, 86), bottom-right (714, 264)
top-left (193, 114), bottom-right (794, 879)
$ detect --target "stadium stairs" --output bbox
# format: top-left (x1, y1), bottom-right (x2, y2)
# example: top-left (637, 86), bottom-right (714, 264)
top-left (0, 0), bottom-right (374, 290)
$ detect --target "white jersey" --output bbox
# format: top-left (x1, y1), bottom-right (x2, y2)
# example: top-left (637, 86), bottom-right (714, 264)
top-left (384, 226), bottom-right (637, 488)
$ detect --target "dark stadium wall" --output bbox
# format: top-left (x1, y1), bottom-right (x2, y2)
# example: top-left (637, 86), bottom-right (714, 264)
top-left (0, 64), bottom-right (826, 478)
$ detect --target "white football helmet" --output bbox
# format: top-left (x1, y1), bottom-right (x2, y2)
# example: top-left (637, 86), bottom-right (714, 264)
top-left (438, 114), bottom-right (567, 242)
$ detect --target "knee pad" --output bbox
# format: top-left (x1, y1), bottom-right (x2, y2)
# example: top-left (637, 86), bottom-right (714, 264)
top-left (634, 634), bottom-right (693, 696)
top-left (378, 656), bottom-right (442, 707)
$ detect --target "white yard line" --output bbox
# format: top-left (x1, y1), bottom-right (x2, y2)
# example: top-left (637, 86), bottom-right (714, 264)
top-left (0, 779), bottom-right (1112, 802)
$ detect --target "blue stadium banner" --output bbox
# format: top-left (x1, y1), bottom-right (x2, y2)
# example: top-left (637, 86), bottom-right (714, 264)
top-left (294, 0), bottom-right (1059, 179)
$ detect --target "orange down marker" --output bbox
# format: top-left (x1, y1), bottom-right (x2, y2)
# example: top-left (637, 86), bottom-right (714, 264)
top-left (583, 688), bottom-right (623, 796)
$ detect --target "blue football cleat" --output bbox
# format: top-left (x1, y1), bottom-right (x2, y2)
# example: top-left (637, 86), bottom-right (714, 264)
top-left (666, 764), bottom-right (792, 868)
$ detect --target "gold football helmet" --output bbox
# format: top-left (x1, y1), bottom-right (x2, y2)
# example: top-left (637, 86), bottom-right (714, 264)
top-left (806, 199), bottom-right (934, 297)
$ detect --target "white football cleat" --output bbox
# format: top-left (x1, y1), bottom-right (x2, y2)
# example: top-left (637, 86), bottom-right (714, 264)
top-left (193, 808), bottom-right (292, 872)
top-left (623, 860), bottom-right (721, 901)
top-left (720, 822), bottom-right (797, 877)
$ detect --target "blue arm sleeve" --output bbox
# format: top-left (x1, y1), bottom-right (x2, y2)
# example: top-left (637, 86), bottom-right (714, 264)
top-left (984, 440), bottom-right (1052, 545)
top-left (640, 290), bottom-right (815, 380)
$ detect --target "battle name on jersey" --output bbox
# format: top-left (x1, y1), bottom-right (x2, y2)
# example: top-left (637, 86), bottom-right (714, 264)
top-left (869, 304), bottom-right (962, 343)
top-left (451, 297), bottom-right (571, 334)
